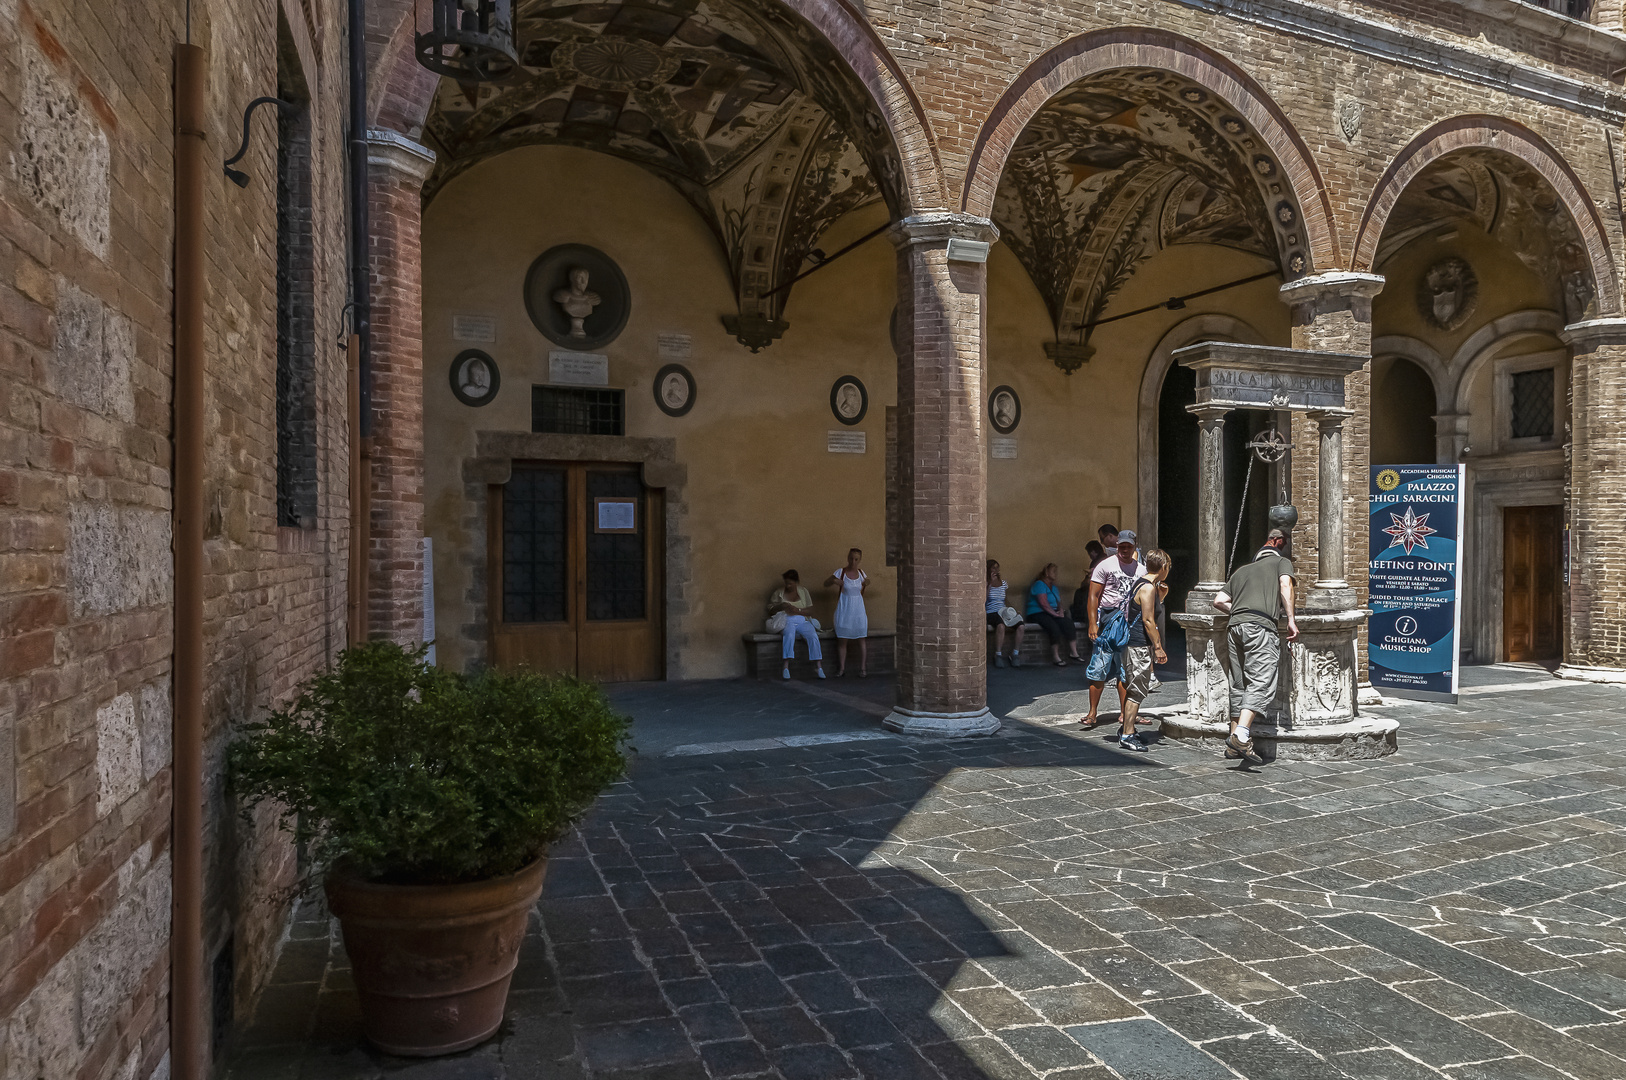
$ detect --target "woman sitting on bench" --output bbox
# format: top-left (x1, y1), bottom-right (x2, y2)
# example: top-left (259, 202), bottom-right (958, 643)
top-left (768, 570), bottom-right (826, 680)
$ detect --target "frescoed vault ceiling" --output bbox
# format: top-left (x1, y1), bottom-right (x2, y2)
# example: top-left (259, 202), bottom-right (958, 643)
top-left (1376, 151), bottom-right (1598, 323)
top-left (992, 69), bottom-right (1309, 360)
top-left (422, 0), bottom-right (899, 331)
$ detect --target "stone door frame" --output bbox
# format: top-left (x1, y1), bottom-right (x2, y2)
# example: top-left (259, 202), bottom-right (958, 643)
top-left (1466, 458), bottom-right (1564, 664)
top-left (461, 431), bottom-right (690, 678)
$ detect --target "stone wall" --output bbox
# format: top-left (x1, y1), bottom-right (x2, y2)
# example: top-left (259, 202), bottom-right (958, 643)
top-left (0, 0), bottom-right (353, 1076)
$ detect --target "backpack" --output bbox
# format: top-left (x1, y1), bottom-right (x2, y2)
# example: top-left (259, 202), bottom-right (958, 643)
top-left (1070, 583), bottom-right (1089, 623)
top-left (1095, 576), bottom-right (1148, 650)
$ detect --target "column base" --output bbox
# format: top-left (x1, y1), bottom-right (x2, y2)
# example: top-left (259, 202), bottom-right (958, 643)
top-left (1158, 712), bottom-right (1398, 761)
top-left (1357, 681), bottom-right (1384, 706)
top-left (1556, 663), bottom-right (1626, 684)
top-left (883, 707), bottom-right (1000, 738)
top-left (1184, 584), bottom-right (1224, 614)
top-left (1305, 583), bottom-right (1358, 612)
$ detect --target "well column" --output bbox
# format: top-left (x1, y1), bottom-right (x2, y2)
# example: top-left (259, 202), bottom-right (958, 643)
top-left (1559, 318), bottom-right (1626, 682)
top-left (884, 214), bottom-right (1000, 737)
top-left (365, 129), bottom-right (436, 645)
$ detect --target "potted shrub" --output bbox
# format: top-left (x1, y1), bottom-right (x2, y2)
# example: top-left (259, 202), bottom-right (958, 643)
top-left (230, 642), bottom-right (629, 1056)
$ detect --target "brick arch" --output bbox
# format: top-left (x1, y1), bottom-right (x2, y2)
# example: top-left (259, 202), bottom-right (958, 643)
top-left (366, 0), bottom-right (946, 210)
top-left (1353, 116), bottom-right (1620, 316)
top-left (960, 27), bottom-right (1341, 270)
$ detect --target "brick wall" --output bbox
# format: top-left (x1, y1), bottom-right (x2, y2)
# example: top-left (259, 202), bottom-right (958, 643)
top-left (0, 0), bottom-right (353, 1076)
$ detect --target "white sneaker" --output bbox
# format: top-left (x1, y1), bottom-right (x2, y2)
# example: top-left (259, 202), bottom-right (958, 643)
top-left (781, 669), bottom-right (791, 680)
top-left (817, 669), bottom-right (827, 679)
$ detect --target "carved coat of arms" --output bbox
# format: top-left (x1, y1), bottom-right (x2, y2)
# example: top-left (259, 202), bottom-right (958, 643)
top-left (1417, 257), bottom-right (1478, 332)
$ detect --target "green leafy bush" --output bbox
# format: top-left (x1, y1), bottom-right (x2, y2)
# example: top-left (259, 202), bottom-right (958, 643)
top-left (229, 642), bottom-right (631, 885)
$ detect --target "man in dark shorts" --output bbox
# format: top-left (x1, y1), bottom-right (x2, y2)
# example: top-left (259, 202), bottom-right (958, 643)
top-left (1211, 529), bottom-right (1298, 764)
top-left (1113, 548), bottom-right (1171, 752)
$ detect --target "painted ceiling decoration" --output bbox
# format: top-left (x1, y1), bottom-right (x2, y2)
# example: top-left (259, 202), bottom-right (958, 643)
top-left (992, 69), bottom-right (1309, 373)
top-left (422, 0), bottom-right (899, 348)
top-left (1375, 150), bottom-right (1598, 324)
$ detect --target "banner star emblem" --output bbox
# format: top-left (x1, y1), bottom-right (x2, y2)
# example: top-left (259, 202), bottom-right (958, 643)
top-left (1382, 505), bottom-right (1438, 555)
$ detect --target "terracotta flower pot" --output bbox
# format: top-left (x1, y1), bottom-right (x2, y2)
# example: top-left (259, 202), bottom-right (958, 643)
top-left (325, 857), bottom-right (547, 1056)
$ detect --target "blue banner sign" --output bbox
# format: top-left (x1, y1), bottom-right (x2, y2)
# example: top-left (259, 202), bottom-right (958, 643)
top-left (1368, 464), bottom-right (1465, 701)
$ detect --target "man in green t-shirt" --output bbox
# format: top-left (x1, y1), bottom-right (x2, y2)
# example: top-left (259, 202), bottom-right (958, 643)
top-left (1212, 529), bottom-right (1299, 764)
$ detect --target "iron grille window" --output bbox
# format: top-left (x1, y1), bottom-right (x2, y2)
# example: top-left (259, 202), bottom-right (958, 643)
top-left (586, 471), bottom-right (645, 621)
top-left (1511, 368), bottom-right (1555, 440)
top-left (502, 467), bottom-right (568, 623)
top-left (533, 386), bottom-right (625, 435)
top-left (1531, 0), bottom-right (1592, 19)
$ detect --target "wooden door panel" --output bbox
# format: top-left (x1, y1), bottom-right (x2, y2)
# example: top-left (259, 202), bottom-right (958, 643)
top-left (1504, 505), bottom-right (1562, 663)
top-left (491, 464), bottom-right (663, 683)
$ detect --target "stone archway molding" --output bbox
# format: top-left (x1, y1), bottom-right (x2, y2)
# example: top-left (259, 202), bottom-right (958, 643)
top-left (1137, 313), bottom-right (1267, 548)
top-left (1353, 116), bottom-right (1620, 315)
top-left (1371, 335), bottom-right (1450, 413)
top-left (1450, 309), bottom-right (1567, 415)
top-left (366, 0), bottom-right (948, 212)
top-left (960, 26), bottom-right (1342, 271)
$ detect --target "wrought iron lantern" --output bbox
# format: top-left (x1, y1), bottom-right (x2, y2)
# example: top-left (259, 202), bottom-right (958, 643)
top-left (416, 0), bottom-right (520, 83)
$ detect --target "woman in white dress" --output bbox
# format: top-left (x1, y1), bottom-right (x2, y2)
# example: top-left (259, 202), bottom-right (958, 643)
top-left (824, 548), bottom-right (869, 677)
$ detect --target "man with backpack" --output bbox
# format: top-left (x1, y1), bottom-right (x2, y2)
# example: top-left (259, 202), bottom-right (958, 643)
top-left (1082, 530), bottom-right (1148, 729)
top-left (1212, 529), bottom-right (1299, 764)
top-left (1113, 549), bottom-right (1172, 752)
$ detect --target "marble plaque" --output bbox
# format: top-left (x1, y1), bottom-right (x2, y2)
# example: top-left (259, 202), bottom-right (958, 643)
top-left (827, 430), bottom-right (867, 454)
top-left (452, 314), bottom-right (497, 342)
top-left (991, 436), bottom-right (1017, 459)
top-left (549, 350), bottom-right (610, 386)
top-left (658, 333), bottom-right (692, 360)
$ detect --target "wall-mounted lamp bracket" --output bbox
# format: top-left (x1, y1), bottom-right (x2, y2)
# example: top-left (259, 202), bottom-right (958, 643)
top-left (223, 96), bottom-right (300, 188)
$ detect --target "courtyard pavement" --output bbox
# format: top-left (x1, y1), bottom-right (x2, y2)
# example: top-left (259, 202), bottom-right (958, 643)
top-left (226, 663), bottom-right (1626, 1080)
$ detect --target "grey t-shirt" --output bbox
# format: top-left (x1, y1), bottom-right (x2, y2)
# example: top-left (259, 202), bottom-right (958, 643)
top-left (1224, 551), bottom-right (1294, 629)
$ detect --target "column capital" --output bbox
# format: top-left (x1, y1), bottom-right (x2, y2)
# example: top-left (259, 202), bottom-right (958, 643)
top-left (366, 128), bottom-right (436, 184)
top-left (1185, 403), bottom-right (1231, 425)
top-left (1561, 317), bottom-right (1626, 348)
top-left (1278, 271), bottom-right (1386, 307)
top-left (1310, 407), bottom-right (1353, 431)
top-left (890, 212), bottom-right (999, 251)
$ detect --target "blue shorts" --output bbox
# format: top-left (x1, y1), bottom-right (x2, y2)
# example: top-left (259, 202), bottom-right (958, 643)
top-left (1086, 638), bottom-right (1127, 685)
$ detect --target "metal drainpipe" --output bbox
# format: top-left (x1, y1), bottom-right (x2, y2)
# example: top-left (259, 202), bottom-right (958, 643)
top-left (347, 334), bottom-right (369, 644)
top-left (348, 0), bottom-right (371, 643)
top-left (172, 41), bottom-right (207, 1080)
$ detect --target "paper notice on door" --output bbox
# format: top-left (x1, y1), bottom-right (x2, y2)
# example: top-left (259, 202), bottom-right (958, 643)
top-left (595, 498), bottom-right (638, 533)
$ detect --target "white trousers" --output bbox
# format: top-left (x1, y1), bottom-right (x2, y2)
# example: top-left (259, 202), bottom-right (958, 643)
top-left (781, 615), bottom-right (822, 661)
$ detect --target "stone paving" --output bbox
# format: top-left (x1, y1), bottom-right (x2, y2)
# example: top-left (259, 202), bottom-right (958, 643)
top-left (228, 668), bottom-right (1626, 1080)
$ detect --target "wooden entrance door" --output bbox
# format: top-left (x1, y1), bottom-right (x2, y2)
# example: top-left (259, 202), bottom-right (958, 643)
top-left (490, 463), bottom-right (664, 682)
top-left (1503, 504), bottom-right (1562, 663)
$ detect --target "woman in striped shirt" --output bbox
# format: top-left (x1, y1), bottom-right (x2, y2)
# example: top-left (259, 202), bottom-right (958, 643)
top-left (986, 560), bottom-right (1026, 667)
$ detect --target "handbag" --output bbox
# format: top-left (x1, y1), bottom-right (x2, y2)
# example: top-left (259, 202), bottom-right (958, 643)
top-left (999, 606), bottom-right (1023, 628)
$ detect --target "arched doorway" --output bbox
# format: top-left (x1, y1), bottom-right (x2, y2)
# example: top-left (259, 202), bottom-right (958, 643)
top-left (410, 0), bottom-right (920, 679)
top-left (1371, 355), bottom-right (1438, 465)
top-left (1363, 137), bottom-right (1598, 665)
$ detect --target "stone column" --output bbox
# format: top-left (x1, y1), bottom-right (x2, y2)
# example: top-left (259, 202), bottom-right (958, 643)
top-left (1308, 410), bottom-right (1356, 612)
top-left (884, 213), bottom-right (999, 737)
top-left (1278, 272), bottom-right (1384, 594)
top-left (1559, 318), bottom-right (1626, 682)
top-left (1187, 405), bottom-right (1229, 608)
top-left (365, 129), bottom-right (435, 645)
top-left (1433, 412), bottom-right (1468, 465)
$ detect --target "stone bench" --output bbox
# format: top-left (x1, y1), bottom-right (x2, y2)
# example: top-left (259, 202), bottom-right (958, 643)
top-left (742, 629), bottom-right (896, 679)
top-left (989, 618), bottom-right (1089, 666)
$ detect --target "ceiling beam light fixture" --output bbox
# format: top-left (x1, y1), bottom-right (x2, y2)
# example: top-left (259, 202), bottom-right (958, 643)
top-left (416, 0), bottom-right (520, 83)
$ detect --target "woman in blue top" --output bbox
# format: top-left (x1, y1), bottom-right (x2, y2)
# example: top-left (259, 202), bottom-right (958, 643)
top-left (1027, 562), bottom-right (1081, 667)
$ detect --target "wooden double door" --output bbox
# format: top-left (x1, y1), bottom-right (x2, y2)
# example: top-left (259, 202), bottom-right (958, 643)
top-left (1503, 504), bottom-right (1562, 664)
top-left (491, 462), bottom-right (664, 682)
